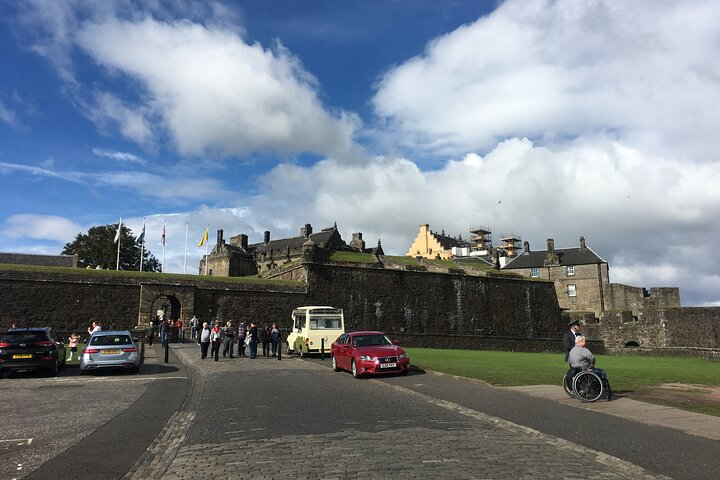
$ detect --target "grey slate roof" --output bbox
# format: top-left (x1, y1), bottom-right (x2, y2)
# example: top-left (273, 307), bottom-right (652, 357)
top-left (248, 228), bottom-right (341, 254)
top-left (502, 246), bottom-right (606, 269)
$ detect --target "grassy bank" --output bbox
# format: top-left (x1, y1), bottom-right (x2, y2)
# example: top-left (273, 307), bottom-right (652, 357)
top-left (407, 348), bottom-right (720, 416)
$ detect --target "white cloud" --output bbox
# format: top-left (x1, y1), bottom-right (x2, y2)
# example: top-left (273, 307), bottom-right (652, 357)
top-left (372, 0), bottom-right (720, 160)
top-left (92, 148), bottom-right (146, 165)
top-left (0, 100), bottom-right (19, 126)
top-left (244, 136), bottom-right (720, 305)
top-left (4, 214), bottom-right (84, 242)
top-left (74, 16), bottom-right (360, 159)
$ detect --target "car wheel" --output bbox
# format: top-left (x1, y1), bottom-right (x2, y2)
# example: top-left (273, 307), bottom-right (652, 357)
top-left (47, 362), bottom-right (58, 377)
top-left (351, 359), bottom-right (361, 379)
top-left (399, 369), bottom-right (409, 376)
top-left (331, 355), bottom-right (340, 372)
top-left (299, 346), bottom-right (306, 358)
top-left (286, 342), bottom-right (293, 355)
top-left (79, 368), bottom-right (88, 375)
top-left (59, 358), bottom-right (67, 371)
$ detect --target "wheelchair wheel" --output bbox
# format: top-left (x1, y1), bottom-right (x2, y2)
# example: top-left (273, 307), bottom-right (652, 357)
top-left (562, 372), bottom-right (575, 397)
top-left (572, 371), bottom-right (603, 402)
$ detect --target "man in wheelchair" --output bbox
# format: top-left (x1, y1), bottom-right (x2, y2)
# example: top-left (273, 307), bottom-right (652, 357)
top-left (567, 335), bottom-right (613, 401)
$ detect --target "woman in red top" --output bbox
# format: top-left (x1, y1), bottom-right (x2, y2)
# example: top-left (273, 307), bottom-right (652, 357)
top-left (209, 323), bottom-right (222, 362)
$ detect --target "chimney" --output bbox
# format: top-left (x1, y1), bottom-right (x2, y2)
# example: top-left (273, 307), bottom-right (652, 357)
top-left (301, 223), bottom-right (313, 238)
top-left (523, 240), bottom-right (530, 253)
top-left (580, 236), bottom-right (586, 251)
top-left (264, 231), bottom-right (270, 244)
top-left (217, 229), bottom-right (224, 246)
top-left (544, 238), bottom-right (559, 266)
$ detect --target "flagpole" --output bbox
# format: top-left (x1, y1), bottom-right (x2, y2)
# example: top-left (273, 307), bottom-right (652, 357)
top-left (140, 218), bottom-right (145, 272)
top-left (116, 217), bottom-right (122, 271)
top-left (205, 224), bottom-right (209, 275)
top-left (162, 220), bottom-right (166, 273)
top-left (184, 220), bottom-right (188, 274)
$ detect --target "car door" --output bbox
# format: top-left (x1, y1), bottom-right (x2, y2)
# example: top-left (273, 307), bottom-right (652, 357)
top-left (336, 334), bottom-right (352, 370)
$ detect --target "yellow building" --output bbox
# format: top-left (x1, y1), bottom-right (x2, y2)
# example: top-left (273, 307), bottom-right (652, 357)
top-left (406, 224), bottom-right (463, 260)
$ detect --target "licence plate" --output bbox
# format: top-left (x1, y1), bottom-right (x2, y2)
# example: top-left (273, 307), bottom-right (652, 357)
top-left (12, 354), bottom-right (33, 359)
top-left (380, 362), bottom-right (397, 368)
top-left (103, 350), bottom-right (121, 355)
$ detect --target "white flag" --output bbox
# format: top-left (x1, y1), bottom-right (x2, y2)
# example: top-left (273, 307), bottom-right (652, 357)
top-left (114, 217), bottom-right (122, 244)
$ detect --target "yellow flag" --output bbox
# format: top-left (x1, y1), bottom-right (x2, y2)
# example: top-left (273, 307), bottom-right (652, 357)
top-left (197, 227), bottom-right (209, 247)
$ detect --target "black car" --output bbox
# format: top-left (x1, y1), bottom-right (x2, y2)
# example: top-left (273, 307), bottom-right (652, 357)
top-left (0, 327), bottom-right (67, 377)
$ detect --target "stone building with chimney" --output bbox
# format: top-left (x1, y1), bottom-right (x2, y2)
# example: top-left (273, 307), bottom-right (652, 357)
top-left (502, 237), bottom-right (681, 317)
top-left (200, 223), bottom-right (382, 277)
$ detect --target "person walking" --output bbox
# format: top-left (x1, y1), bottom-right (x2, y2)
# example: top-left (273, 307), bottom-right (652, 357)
top-left (210, 323), bottom-right (223, 362)
top-left (199, 322), bottom-right (211, 359)
top-left (160, 319), bottom-right (171, 349)
top-left (222, 321), bottom-right (235, 358)
top-left (261, 325), bottom-right (271, 357)
top-left (146, 321), bottom-right (156, 346)
top-left (237, 321), bottom-right (247, 358)
top-left (270, 323), bottom-right (280, 357)
top-left (248, 322), bottom-right (259, 359)
top-left (190, 315), bottom-right (199, 340)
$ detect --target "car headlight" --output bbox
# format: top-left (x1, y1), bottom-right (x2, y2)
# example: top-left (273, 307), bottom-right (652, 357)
top-left (398, 353), bottom-right (408, 359)
top-left (358, 355), bottom-right (374, 361)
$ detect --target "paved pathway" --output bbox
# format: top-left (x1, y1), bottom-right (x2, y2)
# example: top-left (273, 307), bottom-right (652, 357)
top-left (128, 343), bottom-right (719, 479)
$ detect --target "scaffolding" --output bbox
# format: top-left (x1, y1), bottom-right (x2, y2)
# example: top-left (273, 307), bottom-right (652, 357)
top-left (469, 226), bottom-right (492, 253)
top-left (496, 233), bottom-right (522, 258)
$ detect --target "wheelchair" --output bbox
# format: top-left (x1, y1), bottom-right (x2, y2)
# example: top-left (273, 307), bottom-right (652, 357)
top-left (563, 367), bottom-right (608, 402)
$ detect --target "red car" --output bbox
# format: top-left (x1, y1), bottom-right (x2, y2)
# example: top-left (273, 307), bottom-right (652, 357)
top-left (330, 331), bottom-right (410, 378)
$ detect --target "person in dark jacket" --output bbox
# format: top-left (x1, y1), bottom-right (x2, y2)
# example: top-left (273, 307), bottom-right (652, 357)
top-left (563, 319), bottom-right (582, 361)
top-left (261, 325), bottom-right (271, 357)
top-left (210, 324), bottom-right (223, 362)
top-left (248, 322), bottom-right (259, 359)
top-left (222, 321), bottom-right (235, 358)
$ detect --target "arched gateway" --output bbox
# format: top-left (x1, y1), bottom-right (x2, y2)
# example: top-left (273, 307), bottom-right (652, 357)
top-left (138, 284), bottom-right (196, 327)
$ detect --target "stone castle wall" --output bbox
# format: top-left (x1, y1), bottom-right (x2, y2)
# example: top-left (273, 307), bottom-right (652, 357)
top-left (1, 263), bottom-right (564, 351)
top-left (605, 284), bottom-right (681, 314)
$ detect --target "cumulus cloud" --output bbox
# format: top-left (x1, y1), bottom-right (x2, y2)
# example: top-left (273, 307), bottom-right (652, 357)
top-left (73, 16), bottom-right (359, 159)
top-left (372, 0), bottom-right (720, 160)
top-left (246, 136), bottom-right (720, 305)
top-left (4, 214), bottom-right (84, 241)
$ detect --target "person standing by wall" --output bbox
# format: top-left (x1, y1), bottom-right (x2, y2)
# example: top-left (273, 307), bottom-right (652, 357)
top-left (210, 323), bottom-right (223, 362)
top-left (87, 321), bottom-right (101, 336)
top-left (67, 333), bottom-right (80, 361)
top-left (190, 315), bottom-right (199, 341)
top-left (222, 321), bottom-right (235, 358)
top-left (261, 325), bottom-right (271, 357)
top-left (237, 321), bottom-right (247, 358)
top-left (248, 322), bottom-right (259, 359)
top-left (270, 323), bottom-right (280, 357)
top-left (199, 322), bottom-right (211, 359)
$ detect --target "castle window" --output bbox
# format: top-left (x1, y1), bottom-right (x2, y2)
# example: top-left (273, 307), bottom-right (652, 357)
top-left (567, 265), bottom-right (575, 276)
top-left (530, 267), bottom-right (539, 277)
top-left (567, 284), bottom-right (577, 297)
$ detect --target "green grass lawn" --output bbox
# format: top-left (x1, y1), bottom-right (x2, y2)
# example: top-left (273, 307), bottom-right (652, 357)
top-left (407, 348), bottom-right (720, 416)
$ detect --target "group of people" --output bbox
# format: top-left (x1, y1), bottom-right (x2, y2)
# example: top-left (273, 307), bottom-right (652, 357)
top-left (563, 319), bottom-right (613, 400)
top-left (145, 316), bottom-right (183, 348)
top-left (195, 319), bottom-right (281, 362)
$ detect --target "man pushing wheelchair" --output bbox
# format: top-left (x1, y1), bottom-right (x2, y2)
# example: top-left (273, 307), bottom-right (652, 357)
top-left (566, 335), bottom-right (614, 401)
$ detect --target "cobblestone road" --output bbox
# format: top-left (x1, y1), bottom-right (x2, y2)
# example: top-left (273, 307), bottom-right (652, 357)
top-left (149, 345), bottom-right (667, 480)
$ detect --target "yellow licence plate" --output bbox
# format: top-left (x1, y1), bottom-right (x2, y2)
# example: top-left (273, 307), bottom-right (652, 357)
top-left (102, 350), bottom-right (121, 355)
top-left (13, 354), bottom-right (33, 359)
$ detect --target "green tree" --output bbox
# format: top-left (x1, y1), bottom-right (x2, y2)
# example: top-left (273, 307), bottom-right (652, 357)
top-left (62, 223), bottom-right (161, 272)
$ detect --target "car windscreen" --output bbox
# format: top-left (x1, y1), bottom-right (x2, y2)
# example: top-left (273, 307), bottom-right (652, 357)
top-left (2, 331), bottom-right (48, 343)
top-left (309, 316), bottom-right (342, 329)
top-left (90, 335), bottom-right (132, 346)
top-left (352, 335), bottom-right (392, 347)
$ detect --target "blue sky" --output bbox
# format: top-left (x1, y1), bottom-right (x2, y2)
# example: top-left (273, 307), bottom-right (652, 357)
top-left (1, 0), bottom-right (719, 306)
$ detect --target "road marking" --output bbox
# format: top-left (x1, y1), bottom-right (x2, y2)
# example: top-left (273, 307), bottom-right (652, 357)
top-left (51, 376), bottom-right (187, 384)
top-left (0, 438), bottom-right (32, 445)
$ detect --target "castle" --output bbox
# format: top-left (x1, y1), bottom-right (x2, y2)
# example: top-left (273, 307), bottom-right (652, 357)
top-left (199, 223), bottom-right (383, 277)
